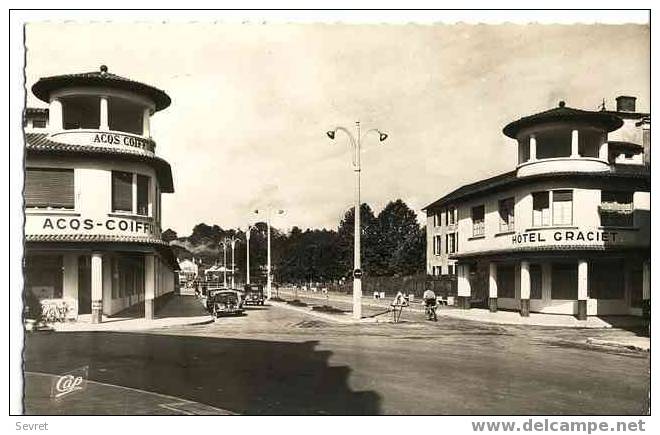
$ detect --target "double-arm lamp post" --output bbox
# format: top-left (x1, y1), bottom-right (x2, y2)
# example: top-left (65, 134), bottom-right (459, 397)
top-left (221, 236), bottom-right (240, 288)
top-left (254, 207), bottom-right (284, 300)
top-left (245, 225), bottom-right (255, 285)
top-left (326, 121), bottom-right (388, 320)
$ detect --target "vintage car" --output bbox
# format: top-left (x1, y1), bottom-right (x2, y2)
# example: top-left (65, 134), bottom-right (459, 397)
top-left (207, 289), bottom-right (244, 317)
top-left (243, 284), bottom-right (265, 306)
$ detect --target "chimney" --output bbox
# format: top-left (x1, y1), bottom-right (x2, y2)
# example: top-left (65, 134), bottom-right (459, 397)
top-left (615, 95), bottom-right (637, 112)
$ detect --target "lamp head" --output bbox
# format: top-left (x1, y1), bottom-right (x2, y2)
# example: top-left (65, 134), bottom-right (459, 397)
top-left (378, 131), bottom-right (388, 142)
top-left (326, 130), bottom-right (336, 140)
top-left (277, 210), bottom-right (285, 215)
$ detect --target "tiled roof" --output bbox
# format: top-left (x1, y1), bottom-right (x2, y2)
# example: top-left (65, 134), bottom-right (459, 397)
top-left (423, 165), bottom-right (650, 211)
top-left (25, 233), bottom-right (169, 245)
top-left (24, 133), bottom-right (174, 193)
top-left (31, 65), bottom-right (171, 111)
top-left (503, 102), bottom-right (624, 138)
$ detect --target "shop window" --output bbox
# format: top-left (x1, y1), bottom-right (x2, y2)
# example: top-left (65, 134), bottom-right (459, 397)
top-left (24, 255), bottom-right (63, 300)
top-left (551, 263), bottom-right (578, 300)
top-left (471, 205), bottom-right (485, 237)
top-left (552, 190), bottom-right (573, 226)
top-left (25, 168), bottom-right (75, 209)
top-left (498, 197), bottom-right (515, 232)
top-left (536, 129), bottom-right (572, 159)
top-left (530, 264), bottom-right (542, 299)
top-left (137, 175), bottom-right (150, 216)
top-left (112, 171), bottom-right (133, 212)
top-left (532, 191), bottom-right (550, 227)
top-left (578, 129), bottom-right (602, 158)
top-left (108, 97), bottom-right (144, 135)
top-left (497, 264), bottom-right (515, 298)
top-left (629, 265), bottom-right (643, 308)
top-left (589, 260), bottom-right (624, 299)
top-left (600, 191), bottom-right (634, 227)
top-left (112, 255), bottom-right (145, 298)
top-left (62, 95), bottom-right (100, 130)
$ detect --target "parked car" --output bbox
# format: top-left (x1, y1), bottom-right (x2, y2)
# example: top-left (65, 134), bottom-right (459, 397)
top-left (207, 289), bottom-right (244, 317)
top-left (243, 284), bottom-right (265, 306)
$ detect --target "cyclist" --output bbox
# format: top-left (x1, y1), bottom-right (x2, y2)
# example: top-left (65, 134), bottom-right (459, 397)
top-left (423, 288), bottom-right (438, 321)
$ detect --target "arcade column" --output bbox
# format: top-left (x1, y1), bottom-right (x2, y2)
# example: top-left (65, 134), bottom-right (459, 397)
top-left (145, 254), bottom-right (156, 320)
top-left (520, 261), bottom-right (530, 317)
top-left (457, 263), bottom-right (472, 309)
top-left (91, 252), bottom-right (103, 323)
top-left (577, 260), bottom-right (588, 320)
top-left (488, 262), bottom-right (498, 312)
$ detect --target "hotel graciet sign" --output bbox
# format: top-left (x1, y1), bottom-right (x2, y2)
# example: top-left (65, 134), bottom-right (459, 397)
top-left (511, 228), bottom-right (624, 247)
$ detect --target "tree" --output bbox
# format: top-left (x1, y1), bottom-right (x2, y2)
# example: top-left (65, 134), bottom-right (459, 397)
top-left (372, 199), bottom-right (423, 276)
top-left (337, 203), bottom-right (377, 277)
top-left (162, 228), bottom-right (178, 243)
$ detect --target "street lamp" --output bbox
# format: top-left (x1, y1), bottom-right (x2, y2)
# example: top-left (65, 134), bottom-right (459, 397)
top-left (326, 121), bottom-right (388, 320)
top-left (245, 225), bottom-right (256, 285)
top-left (219, 240), bottom-right (229, 287)
top-left (254, 207), bottom-right (285, 300)
top-left (223, 235), bottom-right (240, 289)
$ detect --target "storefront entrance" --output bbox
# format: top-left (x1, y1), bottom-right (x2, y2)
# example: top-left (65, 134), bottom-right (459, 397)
top-left (78, 255), bottom-right (91, 314)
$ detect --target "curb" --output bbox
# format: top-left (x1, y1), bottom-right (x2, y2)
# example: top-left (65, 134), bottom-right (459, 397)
top-left (37, 315), bottom-right (215, 333)
top-left (586, 337), bottom-right (650, 352)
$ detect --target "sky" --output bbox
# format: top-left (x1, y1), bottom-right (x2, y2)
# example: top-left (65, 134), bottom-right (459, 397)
top-left (24, 21), bottom-right (649, 235)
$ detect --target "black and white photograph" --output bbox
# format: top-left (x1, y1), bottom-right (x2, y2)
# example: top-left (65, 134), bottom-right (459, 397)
top-left (7, 7), bottom-right (654, 430)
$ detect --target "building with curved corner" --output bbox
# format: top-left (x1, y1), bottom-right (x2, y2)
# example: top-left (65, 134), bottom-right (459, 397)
top-left (23, 65), bottom-right (177, 323)
top-left (424, 96), bottom-right (650, 319)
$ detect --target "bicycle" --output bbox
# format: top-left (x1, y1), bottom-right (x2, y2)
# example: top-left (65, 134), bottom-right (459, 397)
top-left (424, 299), bottom-right (438, 322)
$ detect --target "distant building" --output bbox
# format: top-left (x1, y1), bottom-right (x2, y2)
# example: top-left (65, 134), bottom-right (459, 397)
top-left (177, 258), bottom-right (199, 284)
top-left (23, 65), bottom-right (177, 323)
top-left (423, 96), bottom-right (650, 319)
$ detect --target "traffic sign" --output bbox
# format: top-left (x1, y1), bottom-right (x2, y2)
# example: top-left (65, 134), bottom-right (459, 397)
top-left (353, 269), bottom-right (363, 279)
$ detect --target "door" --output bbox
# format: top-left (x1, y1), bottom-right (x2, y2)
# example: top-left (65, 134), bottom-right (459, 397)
top-left (78, 255), bottom-right (91, 314)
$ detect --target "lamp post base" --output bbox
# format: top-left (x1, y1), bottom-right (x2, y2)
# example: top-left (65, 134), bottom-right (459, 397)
top-left (353, 278), bottom-right (362, 320)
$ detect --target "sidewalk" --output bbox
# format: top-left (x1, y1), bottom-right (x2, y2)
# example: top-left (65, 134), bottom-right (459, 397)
top-left (278, 288), bottom-right (648, 329)
top-left (32, 294), bottom-right (214, 333)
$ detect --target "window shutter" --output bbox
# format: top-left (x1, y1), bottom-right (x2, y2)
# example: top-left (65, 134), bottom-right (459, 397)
top-left (25, 168), bottom-right (74, 209)
top-left (112, 171), bottom-right (133, 212)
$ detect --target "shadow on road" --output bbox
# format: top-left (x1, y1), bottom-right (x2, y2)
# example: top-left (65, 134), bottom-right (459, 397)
top-left (24, 332), bottom-right (382, 415)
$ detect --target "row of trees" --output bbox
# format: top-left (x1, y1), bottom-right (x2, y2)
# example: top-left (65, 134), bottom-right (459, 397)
top-left (165, 199), bottom-right (426, 284)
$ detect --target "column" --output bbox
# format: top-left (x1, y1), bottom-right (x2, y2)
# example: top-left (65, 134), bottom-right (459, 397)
top-left (91, 252), bottom-right (103, 324)
top-left (49, 97), bottom-right (63, 132)
top-left (142, 108), bottom-right (151, 137)
top-left (571, 129), bottom-right (579, 158)
top-left (457, 263), bottom-right (471, 309)
top-left (62, 254), bottom-right (79, 302)
top-left (642, 260), bottom-right (650, 318)
top-left (145, 254), bottom-right (156, 320)
top-left (520, 261), bottom-right (530, 317)
top-left (577, 260), bottom-right (588, 320)
top-left (529, 135), bottom-right (537, 161)
top-left (100, 96), bottom-right (109, 130)
top-left (488, 262), bottom-right (498, 312)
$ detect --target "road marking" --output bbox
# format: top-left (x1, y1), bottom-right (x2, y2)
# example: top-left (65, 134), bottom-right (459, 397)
top-left (26, 371), bottom-right (237, 415)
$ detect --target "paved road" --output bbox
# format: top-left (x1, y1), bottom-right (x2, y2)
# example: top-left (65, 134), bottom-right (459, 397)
top-left (23, 298), bottom-right (650, 415)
